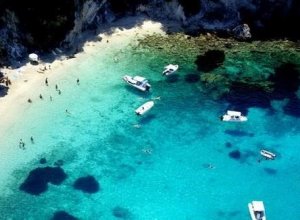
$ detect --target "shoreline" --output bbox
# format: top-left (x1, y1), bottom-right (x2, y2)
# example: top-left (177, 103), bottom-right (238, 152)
top-left (0, 17), bottom-right (165, 128)
top-left (0, 17), bottom-right (165, 187)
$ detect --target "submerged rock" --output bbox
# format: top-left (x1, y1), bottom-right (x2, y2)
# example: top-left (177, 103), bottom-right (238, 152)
top-left (52, 211), bottom-right (78, 220)
top-left (73, 175), bottom-right (100, 193)
top-left (195, 50), bottom-right (225, 72)
top-left (19, 166), bottom-right (67, 195)
top-left (229, 150), bottom-right (241, 160)
top-left (39, 158), bottom-right (47, 164)
top-left (112, 206), bottom-right (131, 219)
top-left (225, 142), bottom-right (232, 148)
top-left (232, 24), bottom-right (252, 40)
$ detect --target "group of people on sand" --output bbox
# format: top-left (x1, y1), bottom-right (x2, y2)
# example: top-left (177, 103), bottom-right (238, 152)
top-left (19, 136), bottom-right (35, 150)
top-left (22, 76), bottom-right (80, 150)
top-left (26, 77), bottom-right (80, 104)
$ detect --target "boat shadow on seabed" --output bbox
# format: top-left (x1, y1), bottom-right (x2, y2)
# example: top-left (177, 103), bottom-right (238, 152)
top-left (124, 86), bottom-right (152, 98)
top-left (137, 113), bottom-right (156, 125)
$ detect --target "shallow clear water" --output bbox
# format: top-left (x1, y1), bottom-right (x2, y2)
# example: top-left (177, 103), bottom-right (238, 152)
top-left (0, 35), bottom-right (300, 220)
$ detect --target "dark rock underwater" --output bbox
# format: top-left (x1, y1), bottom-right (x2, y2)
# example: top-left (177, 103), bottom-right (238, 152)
top-left (19, 166), bottom-right (67, 195)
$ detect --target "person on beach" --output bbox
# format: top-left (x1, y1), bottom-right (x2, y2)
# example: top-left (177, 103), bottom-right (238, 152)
top-left (28, 98), bottom-right (32, 103)
top-left (19, 139), bottom-right (25, 150)
top-left (58, 90), bottom-right (61, 95)
top-left (39, 94), bottom-right (43, 99)
top-left (30, 136), bottom-right (34, 144)
top-left (55, 84), bottom-right (58, 91)
top-left (45, 78), bottom-right (48, 86)
top-left (77, 78), bottom-right (80, 85)
top-left (65, 109), bottom-right (71, 115)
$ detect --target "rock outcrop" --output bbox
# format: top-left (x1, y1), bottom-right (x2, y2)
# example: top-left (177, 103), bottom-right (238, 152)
top-left (232, 24), bottom-right (251, 40)
top-left (0, 0), bottom-right (300, 66)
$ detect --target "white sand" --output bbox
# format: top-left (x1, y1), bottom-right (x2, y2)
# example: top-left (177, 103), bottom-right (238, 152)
top-left (0, 18), bottom-right (165, 187)
top-left (0, 18), bottom-right (165, 132)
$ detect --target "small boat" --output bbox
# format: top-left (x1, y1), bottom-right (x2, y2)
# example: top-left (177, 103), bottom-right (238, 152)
top-left (123, 75), bottom-right (151, 91)
top-left (135, 101), bottom-right (154, 115)
top-left (248, 201), bottom-right (266, 220)
top-left (162, 64), bottom-right (179, 76)
top-left (260, 150), bottom-right (276, 160)
top-left (221, 110), bottom-right (248, 122)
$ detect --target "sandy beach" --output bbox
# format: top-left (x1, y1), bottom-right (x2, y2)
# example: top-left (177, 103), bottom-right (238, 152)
top-left (0, 18), bottom-right (164, 131)
top-left (0, 18), bottom-right (165, 186)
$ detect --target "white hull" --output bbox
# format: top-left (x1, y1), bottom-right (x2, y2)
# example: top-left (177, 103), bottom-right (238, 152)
top-left (248, 202), bottom-right (266, 220)
top-left (222, 115), bottom-right (248, 122)
top-left (221, 110), bottom-right (247, 122)
top-left (260, 150), bottom-right (276, 160)
top-left (135, 101), bottom-right (154, 115)
top-left (123, 75), bottom-right (151, 92)
top-left (162, 64), bottom-right (179, 76)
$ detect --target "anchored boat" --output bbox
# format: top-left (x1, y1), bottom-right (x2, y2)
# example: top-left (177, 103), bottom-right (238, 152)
top-left (221, 110), bottom-right (248, 122)
top-left (248, 201), bottom-right (266, 220)
top-left (260, 150), bottom-right (276, 160)
top-left (162, 64), bottom-right (179, 76)
top-left (123, 75), bottom-right (151, 91)
top-left (135, 101), bottom-right (154, 115)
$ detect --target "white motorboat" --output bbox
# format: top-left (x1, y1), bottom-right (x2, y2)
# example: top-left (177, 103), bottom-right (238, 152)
top-left (221, 110), bottom-right (248, 122)
top-left (123, 75), bottom-right (151, 91)
top-left (260, 150), bottom-right (276, 160)
top-left (162, 64), bottom-right (179, 76)
top-left (135, 101), bottom-right (154, 115)
top-left (248, 201), bottom-right (266, 220)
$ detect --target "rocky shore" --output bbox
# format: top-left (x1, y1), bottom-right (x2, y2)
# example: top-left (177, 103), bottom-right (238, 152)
top-left (132, 32), bottom-right (300, 115)
top-left (1, 0), bottom-right (300, 66)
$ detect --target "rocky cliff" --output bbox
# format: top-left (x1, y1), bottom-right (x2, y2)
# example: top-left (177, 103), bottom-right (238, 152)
top-left (0, 0), bottom-right (300, 66)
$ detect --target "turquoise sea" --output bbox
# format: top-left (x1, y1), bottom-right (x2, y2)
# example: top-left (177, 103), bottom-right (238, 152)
top-left (0, 29), bottom-right (300, 219)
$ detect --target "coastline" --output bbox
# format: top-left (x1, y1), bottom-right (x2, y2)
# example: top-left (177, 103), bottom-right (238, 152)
top-left (0, 17), bottom-right (165, 187)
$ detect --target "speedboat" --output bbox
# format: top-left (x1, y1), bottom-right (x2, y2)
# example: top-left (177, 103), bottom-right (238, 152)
top-left (123, 75), bottom-right (151, 91)
top-left (260, 150), bottom-right (276, 160)
top-left (221, 110), bottom-right (248, 122)
top-left (135, 101), bottom-right (154, 115)
top-left (162, 64), bottom-right (179, 76)
top-left (248, 201), bottom-right (266, 220)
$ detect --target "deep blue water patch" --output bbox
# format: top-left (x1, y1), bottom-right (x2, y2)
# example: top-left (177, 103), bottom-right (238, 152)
top-left (225, 142), bottom-right (232, 148)
top-left (229, 150), bottom-right (241, 160)
top-left (73, 175), bottom-right (100, 193)
top-left (195, 50), bottom-right (225, 72)
top-left (51, 211), bottom-right (78, 220)
top-left (39, 158), bottom-right (47, 164)
top-left (263, 168), bottom-right (277, 175)
top-left (223, 82), bottom-right (271, 113)
top-left (112, 206), bottom-right (131, 219)
top-left (283, 96), bottom-right (300, 117)
top-left (184, 73), bottom-right (200, 83)
top-left (19, 166), bottom-right (67, 195)
top-left (269, 63), bottom-right (300, 99)
top-left (224, 129), bottom-right (254, 137)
